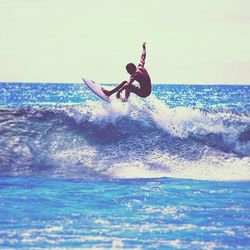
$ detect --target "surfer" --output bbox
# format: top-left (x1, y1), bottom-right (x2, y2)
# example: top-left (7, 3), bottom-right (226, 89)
top-left (102, 42), bottom-right (151, 102)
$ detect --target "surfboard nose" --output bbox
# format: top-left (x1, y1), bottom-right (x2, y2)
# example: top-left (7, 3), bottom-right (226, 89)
top-left (82, 77), bottom-right (111, 103)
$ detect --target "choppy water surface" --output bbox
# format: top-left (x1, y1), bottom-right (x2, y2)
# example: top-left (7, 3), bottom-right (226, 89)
top-left (0, 83), bottom-right (249, 249)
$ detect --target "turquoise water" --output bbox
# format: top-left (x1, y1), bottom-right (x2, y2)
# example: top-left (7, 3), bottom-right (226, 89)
top-left (1, 177), bottom-right (249, 249)
top-left (0, 83), bottom-right (250, 249)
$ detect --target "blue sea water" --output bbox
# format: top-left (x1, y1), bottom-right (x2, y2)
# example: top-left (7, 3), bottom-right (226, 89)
top-left (0, 82), bottom-right (250, 249)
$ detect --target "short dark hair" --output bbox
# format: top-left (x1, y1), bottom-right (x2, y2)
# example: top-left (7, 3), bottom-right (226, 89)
top-left (126, 63), bottom-right (136, 74)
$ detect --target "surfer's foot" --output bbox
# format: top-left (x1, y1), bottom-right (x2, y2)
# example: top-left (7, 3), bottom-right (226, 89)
top-left (102, 88), bottom-right (111, 97)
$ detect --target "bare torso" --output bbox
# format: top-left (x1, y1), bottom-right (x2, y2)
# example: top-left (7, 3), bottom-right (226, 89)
top-left (131, 67), bottom-right (151, 97)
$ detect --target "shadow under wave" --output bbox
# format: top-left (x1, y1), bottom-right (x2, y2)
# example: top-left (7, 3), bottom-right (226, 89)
top-left (0, 104), bottom-right (249, 180)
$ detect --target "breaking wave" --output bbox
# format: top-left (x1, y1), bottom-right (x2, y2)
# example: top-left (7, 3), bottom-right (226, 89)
top-left (0, 96), bottom-right (249, 181)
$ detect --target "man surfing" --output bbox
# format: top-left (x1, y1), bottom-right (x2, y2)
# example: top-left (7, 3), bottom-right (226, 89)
top-left (102, 42), bottom-right (151, 102)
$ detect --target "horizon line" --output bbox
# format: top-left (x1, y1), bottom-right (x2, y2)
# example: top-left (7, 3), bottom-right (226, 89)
top-left (1, 81), bottom-right (250, 86)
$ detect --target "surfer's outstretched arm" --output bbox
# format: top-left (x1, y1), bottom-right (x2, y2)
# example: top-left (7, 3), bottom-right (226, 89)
top-left (138, 42), bottom-right (146, 67)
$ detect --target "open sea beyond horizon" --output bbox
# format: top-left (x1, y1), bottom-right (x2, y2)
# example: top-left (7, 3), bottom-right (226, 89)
top-left (0, 82), bottom-right (250, 249)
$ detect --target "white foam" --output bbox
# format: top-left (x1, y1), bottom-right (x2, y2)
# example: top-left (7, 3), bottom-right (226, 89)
top-left (35, 98), bottom-right (250, 180)
top-left (149, 96), bottom-right (227, 138)
top-left (107, 149), bottom-right (250, 181)
top-left (107, 162), bottom-right (167, 179)
top-left (81, 99), bottom-right (130, 124)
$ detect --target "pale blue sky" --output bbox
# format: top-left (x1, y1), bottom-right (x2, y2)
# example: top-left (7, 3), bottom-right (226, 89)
top-left (1, 0), bottom-right (250, 84)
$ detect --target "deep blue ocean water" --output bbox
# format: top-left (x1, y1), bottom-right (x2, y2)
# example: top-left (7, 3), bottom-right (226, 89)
top-left (0, 82), bottom-right (250, 249)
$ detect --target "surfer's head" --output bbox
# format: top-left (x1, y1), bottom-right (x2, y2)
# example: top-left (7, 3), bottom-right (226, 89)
top-left (126, 63), bottom-right (136, 75)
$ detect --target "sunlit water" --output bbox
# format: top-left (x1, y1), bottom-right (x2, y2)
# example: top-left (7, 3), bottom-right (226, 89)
top-left (0, 83), bottom-right (250, 249)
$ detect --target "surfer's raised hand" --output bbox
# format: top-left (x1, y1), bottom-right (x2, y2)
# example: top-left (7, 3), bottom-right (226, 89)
top-left (139, 42), bottom-right (147, 67)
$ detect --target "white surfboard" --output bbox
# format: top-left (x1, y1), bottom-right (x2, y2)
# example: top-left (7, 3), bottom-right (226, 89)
top-left (82, 78), bottom-right (111, 103)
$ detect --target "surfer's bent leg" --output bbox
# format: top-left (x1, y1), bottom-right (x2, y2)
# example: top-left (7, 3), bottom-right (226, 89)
top-left (102, 81), bottom-right (127, 97)
top-left (125, 85), bottom-right (132, 100)
top-left (116, 84), bottom-right (131, 100)
top-left (119, 84), bottom-right (141, 101)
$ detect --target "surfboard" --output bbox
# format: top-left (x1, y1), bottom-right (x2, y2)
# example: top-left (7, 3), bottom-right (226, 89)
top-left (82, 78), bottom-right (111, 103)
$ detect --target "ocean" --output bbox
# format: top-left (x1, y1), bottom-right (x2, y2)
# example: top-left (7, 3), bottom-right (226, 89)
top-left (0, 82), bottom-right (249, 249)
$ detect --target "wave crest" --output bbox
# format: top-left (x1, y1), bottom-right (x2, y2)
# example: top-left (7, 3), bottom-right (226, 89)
top-left (0, 97), bottom-right (249, 180)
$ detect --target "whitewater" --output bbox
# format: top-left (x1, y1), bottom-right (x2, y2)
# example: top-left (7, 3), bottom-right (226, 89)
top-left (0, 83), bottom-right (249, 249)
top-left (0, 84), bottom-right (249, 181)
